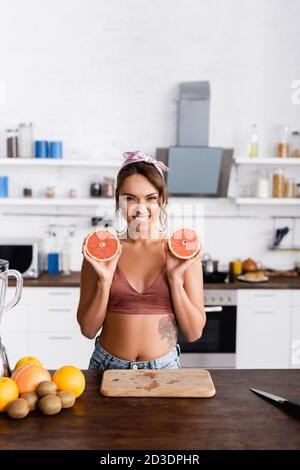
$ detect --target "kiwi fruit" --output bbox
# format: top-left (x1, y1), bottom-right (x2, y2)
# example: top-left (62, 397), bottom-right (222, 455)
top-left (6, 398), bottom-right (30, 419)
top-left (39, 394), bottom-right (62, 415)
top-left (57, 391), bottom-right (76, 409)
top-left (20, 391), bottom-right (39, 411)
top-left (37, 381), bottom-right (57, 397)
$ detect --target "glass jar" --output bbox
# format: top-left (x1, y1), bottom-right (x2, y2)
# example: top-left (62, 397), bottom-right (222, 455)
top-left (272, 168), bottom-right (285, 198)
top-left (101, 177), bottom-right (114, 198)
top-left (232, 259), bottom-right (243, 276)
top-left (291, 131), bottom-right (300, 158)
top-left (278, 125), bottom-right (290, 158)
top-left (284, 178), bottom-right (296, 198)
top-left (6, 129), bottom-right (18, 158)
top-left (255, 169), bottom-right (269, 198)
top-left (45, 186), bottom-right (55, 198)
top-left (18, 122), bottom-right (33, 158)
top-left (68, 188), bottom-right (77, 198)
top-left (23, 186), bottom-right (32, 198)
top-left (90, 181), bottom-right (101, 197)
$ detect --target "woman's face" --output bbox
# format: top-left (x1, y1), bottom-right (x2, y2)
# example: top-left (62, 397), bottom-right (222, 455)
top-left (118, 174), bottom-right (163, 239)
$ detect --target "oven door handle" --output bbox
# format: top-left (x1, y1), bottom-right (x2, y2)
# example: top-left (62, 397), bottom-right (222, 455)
top-left (204, 306), bottom-right (223, 312)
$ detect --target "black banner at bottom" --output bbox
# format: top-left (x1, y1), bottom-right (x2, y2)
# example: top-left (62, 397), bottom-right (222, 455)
top-left (0, 450), bottom-right (298, 465)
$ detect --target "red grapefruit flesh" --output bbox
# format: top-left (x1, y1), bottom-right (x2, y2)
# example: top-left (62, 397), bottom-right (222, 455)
top-left (168, 228), bottom-right (200, 259)
top-left (85, 228), bottom-right (120, 261)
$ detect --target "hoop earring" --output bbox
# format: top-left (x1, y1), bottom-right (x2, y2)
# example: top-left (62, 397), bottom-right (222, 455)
top-left (156, 204), bottom-right (168, 235)
top-left (112, 207), bottom-right (128, 234)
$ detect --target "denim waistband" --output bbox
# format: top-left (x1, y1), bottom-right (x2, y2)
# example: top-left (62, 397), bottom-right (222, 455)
top-left (95, 336), bottom-right (181, 368)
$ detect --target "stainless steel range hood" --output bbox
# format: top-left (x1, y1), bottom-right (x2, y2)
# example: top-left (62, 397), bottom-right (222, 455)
top-left (177, 81), bottom-right (210, 146)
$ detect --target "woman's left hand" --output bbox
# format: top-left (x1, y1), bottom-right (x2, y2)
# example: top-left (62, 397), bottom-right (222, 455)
top-left (163, 239), bottom-right (203, 283)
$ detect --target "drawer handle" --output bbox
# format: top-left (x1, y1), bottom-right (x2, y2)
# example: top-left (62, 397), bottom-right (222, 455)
top-left (253, 294), bottom-right (276, 298)
top-left (48, 336), bottom-right (72, 340)
top-left (49, 308), bottom-right (72, 313)
top-left (253, 310), bottom-right (275, 314)
top-left (49, 292), bottom-right (72, 296)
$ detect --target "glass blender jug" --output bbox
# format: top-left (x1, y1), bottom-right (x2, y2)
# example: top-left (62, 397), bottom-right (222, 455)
top-left (0, 259), bottom-right (23, 377)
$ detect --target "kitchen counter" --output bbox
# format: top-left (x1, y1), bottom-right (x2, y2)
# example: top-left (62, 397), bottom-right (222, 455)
top-left (10, 271), bottom-right (300, 289)
top-left (0, 370), bottom-right (299, 450)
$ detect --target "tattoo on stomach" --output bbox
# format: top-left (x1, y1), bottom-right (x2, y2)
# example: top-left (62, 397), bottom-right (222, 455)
top-left (158, 315), bottom-right (178, 347)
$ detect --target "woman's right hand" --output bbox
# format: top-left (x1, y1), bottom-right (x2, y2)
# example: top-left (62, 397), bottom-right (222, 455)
top-left (82, 236), bottom-right (123, 284)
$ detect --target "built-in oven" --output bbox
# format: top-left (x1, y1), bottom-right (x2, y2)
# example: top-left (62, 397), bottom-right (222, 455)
top-left (178, 290), bottom-right (237, 368)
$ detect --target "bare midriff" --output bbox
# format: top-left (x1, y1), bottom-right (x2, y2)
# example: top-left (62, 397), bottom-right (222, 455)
top-left (98, 312), bottom-right (178, 361)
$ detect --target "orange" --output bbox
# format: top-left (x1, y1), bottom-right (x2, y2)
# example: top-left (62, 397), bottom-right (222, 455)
top-left (11, 364), bottom-right (51, 394)
top-left (53, 366), bottom-right (85, 398)
top-left (168, 228), bottom-right (201, 259)
top-left (0, 377), bottom-right (19, 412)
top-left (85, 228), bottom-right (120, 261)
top-left (15, 356), bottom-right (43, 370)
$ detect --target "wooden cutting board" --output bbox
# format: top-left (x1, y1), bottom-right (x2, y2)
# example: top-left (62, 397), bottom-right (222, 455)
top-left (100, 369), bottom-right (216, 398)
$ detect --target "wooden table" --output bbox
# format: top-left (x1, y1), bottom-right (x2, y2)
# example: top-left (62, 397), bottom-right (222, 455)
top-left (0, 370), bottom-right (299, 450)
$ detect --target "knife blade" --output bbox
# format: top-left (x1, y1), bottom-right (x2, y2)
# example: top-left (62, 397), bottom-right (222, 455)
top-left (250, 388), bottom-right (300, 417)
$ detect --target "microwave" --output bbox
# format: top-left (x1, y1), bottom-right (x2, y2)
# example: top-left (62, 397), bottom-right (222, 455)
top-left (0, 238), bottom-right (44, 278)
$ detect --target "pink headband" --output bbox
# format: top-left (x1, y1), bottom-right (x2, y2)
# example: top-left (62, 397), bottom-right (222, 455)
top-left (119, 151), bottom-right (170, 180)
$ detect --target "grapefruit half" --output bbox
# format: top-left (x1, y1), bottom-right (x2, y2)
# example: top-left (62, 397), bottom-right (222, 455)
top-left (168, 228), bottom-right (200, 259)
top-left (85, 228), bottom-right (120, 261)
top-left (11, 364), bottom-right (51, 394)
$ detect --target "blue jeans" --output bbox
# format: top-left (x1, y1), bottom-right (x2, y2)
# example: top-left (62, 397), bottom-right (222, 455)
top-left (89, 337), bottom-right (181, 370)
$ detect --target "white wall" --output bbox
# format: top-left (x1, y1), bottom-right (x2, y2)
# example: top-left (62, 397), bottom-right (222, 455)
top-left (0, 0), bottom-right (299, 271)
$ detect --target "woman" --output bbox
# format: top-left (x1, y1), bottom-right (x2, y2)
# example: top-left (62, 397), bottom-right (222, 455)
top-left (77, 151), bottom-right (206, 370)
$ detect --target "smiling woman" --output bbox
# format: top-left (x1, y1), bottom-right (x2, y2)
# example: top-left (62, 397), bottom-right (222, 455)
top-left (76, 151), bottom-right (206, 370)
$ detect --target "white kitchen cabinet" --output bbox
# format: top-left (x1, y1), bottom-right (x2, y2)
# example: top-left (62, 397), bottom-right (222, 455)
top-left (28, 331), bottom-right (94, 369)
top-left (1, 297), bottom-right (28, 331)
top-left (237, 289), bottom-right (290, 307)
top-left (25, 287), bottom-right (80, 305)
top-left (1, 331), bottom-right (29, 369)
top-left (236, 290), bottom-right (291, 368)
top-left (29, 304), bottom-right (80, 332)
top-left (1, 286), bottom-right (94, 370)
top-left (290, 291), bottom-right (300, 368)
top-left (290, 308), bottom-right (300, 368)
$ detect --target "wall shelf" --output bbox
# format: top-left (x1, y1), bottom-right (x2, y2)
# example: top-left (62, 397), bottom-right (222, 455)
top-left (235, 198), bottom-right (300, 205)
top-left (0, 198), bottom-right (115, 207)
top-left (234, 158), bottom-right (300, 165)
top-left (269, 247), bottom-right (300, 252)
top-left (0, 158), bottom-right (121, 168)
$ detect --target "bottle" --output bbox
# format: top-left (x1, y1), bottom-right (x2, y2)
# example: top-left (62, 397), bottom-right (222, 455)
top-left (18, 122), bottom-right (33, 158)
top-left (47, 232), bottom-right (60, 275)
top-left (62, 237), bottom-right (71, 276)
top-left (6, 129), bottom-right (18, 158)
top-left (278, 125), bottom-right (290, 158)
top-left (248, 124), bottom-right (259, 158)
top-left (255, 169), bottom-right (269, 198)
